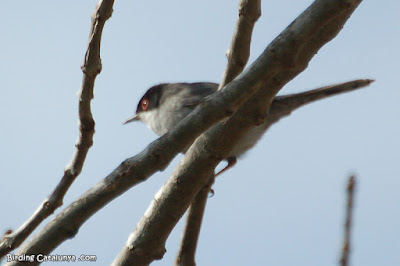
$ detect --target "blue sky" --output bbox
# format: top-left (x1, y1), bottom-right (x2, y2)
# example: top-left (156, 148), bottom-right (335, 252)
top-left (1, 1), bottom-right (399, 265)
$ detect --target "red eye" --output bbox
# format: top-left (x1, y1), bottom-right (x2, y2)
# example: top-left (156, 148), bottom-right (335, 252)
top-left (141, 98), bottom-right (149, 110)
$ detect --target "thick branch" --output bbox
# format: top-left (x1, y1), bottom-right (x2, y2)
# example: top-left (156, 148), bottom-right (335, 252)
top-left (177, 0), bottom-right (261, 263)
top-left (113, 1), bottom-right (364, 265)
top-left (0, 0), bottom-right (114, 259)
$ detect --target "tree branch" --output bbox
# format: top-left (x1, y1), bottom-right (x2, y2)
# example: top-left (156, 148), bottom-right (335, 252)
top-left (340, 175), bottom-right (356, 266)
top-left (176, 1), bottom-right (261, 264)
top-left (113, 1), bottom-right (364, 264)
top-left (175, 176), bottom-right (214, 266)
top-left (219, 0), bottom-right (261, 90)
top-left (0, 0), bottom-right (114, 259)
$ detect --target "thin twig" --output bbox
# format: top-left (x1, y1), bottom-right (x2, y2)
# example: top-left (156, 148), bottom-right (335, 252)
top-left (340, 175), bottom-right (356, 266)
top-left (0, 0), bottom-right (114, 259)
top-left (176, 0), bottom-right (261, 264)
top-left (175, 175), bottom-right (215, 266)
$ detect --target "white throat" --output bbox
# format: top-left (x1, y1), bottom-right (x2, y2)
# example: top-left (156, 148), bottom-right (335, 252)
top-left (137, 109), bottom-right (167, 136)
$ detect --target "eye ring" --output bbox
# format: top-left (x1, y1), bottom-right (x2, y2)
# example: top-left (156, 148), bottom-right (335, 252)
top-left (141, 98), bottom-right (149, 111)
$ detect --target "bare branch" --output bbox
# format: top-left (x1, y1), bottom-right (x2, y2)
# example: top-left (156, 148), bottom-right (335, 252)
top-left (219, 0), bottom-right (261, 89)
top-left (113, 1), bottom-right (364, 264)
top-left (176, 0), bottom-right (261, 263)
top-left (175, 176), bottom-right (214, 266)
top-left (340, 175), bottom-right (356, 266)
top-left (0, 0), bottom-right (115, 260)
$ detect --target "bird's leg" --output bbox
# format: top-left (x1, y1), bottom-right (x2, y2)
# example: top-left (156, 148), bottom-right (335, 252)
top-left (215, 157), bottom-right (237, 177)
top-left (208, 157), bottom-right (237, 197)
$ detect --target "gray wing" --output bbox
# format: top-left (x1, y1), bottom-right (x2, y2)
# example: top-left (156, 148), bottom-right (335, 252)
top-left (181, 82), bottom-right (218, 107)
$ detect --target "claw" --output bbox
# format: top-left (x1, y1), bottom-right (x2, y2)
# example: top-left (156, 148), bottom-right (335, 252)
top-left (215, 157), bottom-right (237, 177)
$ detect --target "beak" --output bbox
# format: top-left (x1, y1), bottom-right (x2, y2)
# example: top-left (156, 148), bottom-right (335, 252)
top-left (123, 114), bottom-right (140, 124)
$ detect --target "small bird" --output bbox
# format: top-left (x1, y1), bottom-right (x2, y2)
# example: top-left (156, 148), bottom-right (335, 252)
top-left (124, 82), bottom-right (270, 176)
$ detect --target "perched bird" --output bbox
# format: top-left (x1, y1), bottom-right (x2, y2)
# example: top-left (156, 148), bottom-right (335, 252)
top-left (124, 82), bottom-right (270, 176)
top-left (124, 79), bottom-right (371, 176)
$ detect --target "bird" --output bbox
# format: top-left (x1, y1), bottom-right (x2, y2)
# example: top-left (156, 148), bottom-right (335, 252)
top-left (124, 80), bottom-right (372, 176)
top-left (124, 82), bottom-right (270, 176)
